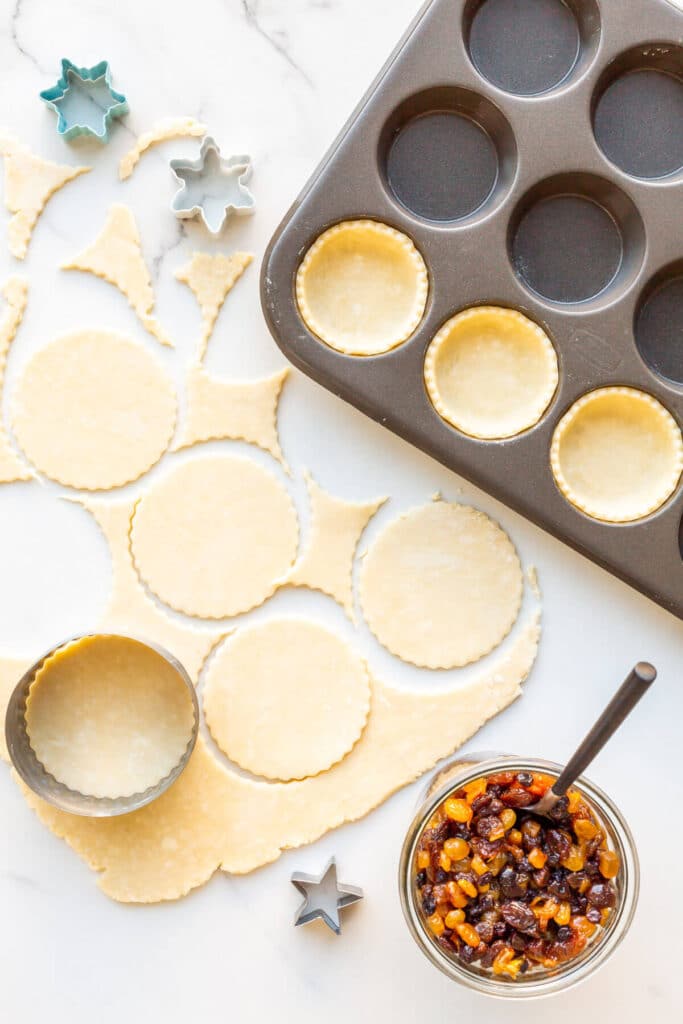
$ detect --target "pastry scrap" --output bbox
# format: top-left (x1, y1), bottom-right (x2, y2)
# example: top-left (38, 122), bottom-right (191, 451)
top-left (203, 619), bottom-right (371, 781)
top-left (551, 387), bottom-right (683, 523)
top-left (296, 220), bottom-right (428, 355)
top-left (359, 501), bottom-right (524, 669)
top-left (12, 329), bottom-right (177, 491)
top-left (0, 131), bottom-right (90, 259)
top-left (286, 471), bottom-right (386, 619)
top-left (0, 277), bottom-right (32, 482)
top-left (62, 204), bottom-right (172, 347)
top-left (25, 636), bottom-right (196, 799)
top-left (119, 117), bottom-right (207, 181)
top-left (424, 306), bottom-right (559, 439)
top-left (13, 612), bottom-right (540, 902)
top-left (172, 365), bottom-right (289, 468)
top-left (75, 497), bottom-right (220, 684)
top-left (130, 454), bottom-right (299, 619)
top-left (175, 251), bottom-right (253, 360)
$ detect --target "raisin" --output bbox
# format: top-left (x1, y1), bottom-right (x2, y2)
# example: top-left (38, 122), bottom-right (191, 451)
top-left (416, 869), bottom-right (427, 888)
top-left (517, 771), bottom-right (533, 787)
top-left (488, 772), bottom-right (516, 786)
top-left (510, 931), bottom-right (527, 952)
top-left (532, 867), bottom-right (551, 888)
top-left (434, 869), bottom-right (448, 885)
top-left (422, 892), bottom-right (436, 916)
top-left (586, 907), bottom-right (602, 925)
top-left (500, 901), bottom-right (538, 935)
top-left (459, 944), bottom-right (477, 964)
top-left (488, 798), bottom-right (505, 815)
top-left (547, 872), bottom-right (572, 900)
top-left (476, 919), bottom-right (495, 944)
top-left (587, 882), bottom-right (616, 909)
top-left (567, 871), bottom-right (588, 892)
top-left (493, 921), bottom-right (508, 939)
top-left (556, 926), bottom-right (573, 942)
top-left (476, 815), bottom-right (504, 839)
top-left (471, 793), bottom-right (493, 814)
top-left (546, 829), bottom-right (572, 862)
top-left (548, 796), bottom-right (570, 822)
top-left (502, 786), bottom-right (534, 808)
top-left (499, 867), bottom-right (523, 899)
top-left (438, 935), bottom-right (457, 954)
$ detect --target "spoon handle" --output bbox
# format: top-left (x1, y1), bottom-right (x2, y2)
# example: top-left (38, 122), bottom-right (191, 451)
top-left (552, 662), bottom-right (657, 798)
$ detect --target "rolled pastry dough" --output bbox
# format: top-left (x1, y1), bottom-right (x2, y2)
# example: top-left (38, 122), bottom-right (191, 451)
top-left (25, 635), bottom-right (195, 799)
top-left (12, 329), bottom-right (177, 490)
top-left (130, 454), bottom-right (298, 619)
top-left (203, 619), bottom-right (371, 781)
top-left (359, 501), bottom-right (523, 669)
top-left (296, 220), bottom-right (428, 355)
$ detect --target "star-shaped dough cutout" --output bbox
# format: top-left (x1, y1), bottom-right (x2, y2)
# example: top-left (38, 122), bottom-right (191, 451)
top-left (40, 59), bottom-right (128, 142)
top-left (291, 858), bottom-right (363, 934)
top-left (170, 137), bottom-right (255, 235)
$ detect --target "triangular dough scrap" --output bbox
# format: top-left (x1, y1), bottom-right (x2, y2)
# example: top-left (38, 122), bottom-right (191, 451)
top-left (74, 495), bottom-right (219, 683)
top-left (0, 131), bottom-right (90, 259)
top-left (119, 117), bottom-right (208, 181)
top-left (0, 276), bottom-right (33, 482)
top-left (62, 204), bottom-right (172, 347)
top-left (286, 472), bottom-right (386, 619)
top-left (16, 612), bottom-right (540, 902)
top-left (175, 251), bottom-right (253, 360)
top-left (0, 651), bottom-right (33, 762)
top-left (172, 365), bottom-right (289, 468)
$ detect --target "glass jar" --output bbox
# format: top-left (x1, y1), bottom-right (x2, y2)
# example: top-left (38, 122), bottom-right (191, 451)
top-left (398, 752), bottom-right (639, 999)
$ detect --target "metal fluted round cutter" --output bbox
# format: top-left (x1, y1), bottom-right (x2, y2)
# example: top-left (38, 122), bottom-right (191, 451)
top-left (5, 633), bottom-right (199, 817)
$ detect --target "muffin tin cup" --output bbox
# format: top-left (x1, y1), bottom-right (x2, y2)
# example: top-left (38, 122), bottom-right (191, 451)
top-left (5, 634), bottom-right (199, 817)
top-left (262, 0), bottom-right (683, 618)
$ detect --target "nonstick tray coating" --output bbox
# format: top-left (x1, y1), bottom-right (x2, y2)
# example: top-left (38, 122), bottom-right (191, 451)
top-left (261, 0), bottom-right (683, 619)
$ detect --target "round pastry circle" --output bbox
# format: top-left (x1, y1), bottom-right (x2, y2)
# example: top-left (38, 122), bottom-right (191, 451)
top-left (424, 306), bottom-right (559, 439)
top-left (130, 454), bottom-right (298, 619)
top-left (550, 387), bottom-right (683, 523)
top-left (359, 501), bottom-right (524, 669)
top-left (296, 219), bottom-right (429, 355)
top-left (11, 329), bottom-right (176, 490)
top-left (203, 619), bottom-right (371, 781)
top-left (25, 636), bottom-right (195, 799)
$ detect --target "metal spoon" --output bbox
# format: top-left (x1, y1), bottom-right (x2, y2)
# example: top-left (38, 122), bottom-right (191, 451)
top-left (526, 662), bottom-right (657, 819)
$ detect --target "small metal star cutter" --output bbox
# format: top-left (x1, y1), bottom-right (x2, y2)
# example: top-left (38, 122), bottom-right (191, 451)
top-left (40, 59), bottom-right (128, 142)
top-left (291, 858), bottom-right (363, 935)
top-left (170, 135), bottom-right (255, 234)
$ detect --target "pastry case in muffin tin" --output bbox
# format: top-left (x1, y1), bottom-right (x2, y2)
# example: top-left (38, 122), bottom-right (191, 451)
top-left (261, 0), bottom-right (683, 619)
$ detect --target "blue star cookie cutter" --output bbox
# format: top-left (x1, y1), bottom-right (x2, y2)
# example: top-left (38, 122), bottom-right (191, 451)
top-left (170, 135), bottom-right (255, 234)
top-left (40, 59), bottom-right (128, 142)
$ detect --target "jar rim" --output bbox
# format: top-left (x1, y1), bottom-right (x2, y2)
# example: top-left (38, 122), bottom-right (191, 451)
top-left (398, 753), bottom-right (639, 1000)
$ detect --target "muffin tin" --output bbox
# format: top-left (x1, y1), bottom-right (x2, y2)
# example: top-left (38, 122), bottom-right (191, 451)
top-left (261, 0), bottom-right (683, 619)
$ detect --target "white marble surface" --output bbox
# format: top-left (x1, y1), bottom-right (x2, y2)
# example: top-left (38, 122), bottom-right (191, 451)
top-left (0, 0), bottom-right (682, 1020)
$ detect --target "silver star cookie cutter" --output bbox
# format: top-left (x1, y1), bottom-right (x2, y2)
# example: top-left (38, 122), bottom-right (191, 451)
top-left (291, 858), bottom-right (363, 935)
top-left (170, 136), bottom-right (255, 234)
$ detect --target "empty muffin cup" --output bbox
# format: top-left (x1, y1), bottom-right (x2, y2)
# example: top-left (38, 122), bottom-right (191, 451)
top-left (551, 387), bottom-right (683, 523)
top-left (424, 307), bottom-right (559, 439)
top-left (5, 634), bottom-right (199, 817)
top-left (296, 220), bottom-right (429, 356)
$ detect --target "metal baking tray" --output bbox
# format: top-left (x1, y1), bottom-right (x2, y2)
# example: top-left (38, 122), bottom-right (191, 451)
top-left (261, 0), bottom-right (683, 618)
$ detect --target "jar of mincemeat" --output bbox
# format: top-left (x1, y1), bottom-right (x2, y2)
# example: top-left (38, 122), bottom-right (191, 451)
top-left (399, 752), bottom-right (639, 999)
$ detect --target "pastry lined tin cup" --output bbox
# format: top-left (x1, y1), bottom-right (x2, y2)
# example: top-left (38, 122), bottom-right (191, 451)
top-left (398, 753), bottom-right (639, 1000)
top-left (5, 634), bottom-right (199, 817)
top-left (262, 0), bottom-right (683, 620)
